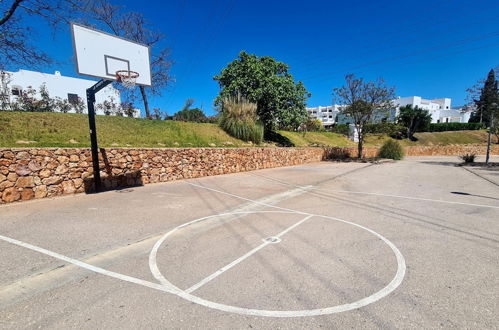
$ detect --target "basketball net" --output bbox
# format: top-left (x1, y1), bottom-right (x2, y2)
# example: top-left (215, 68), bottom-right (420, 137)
top-left (116, 70), bottom-right (140, 89)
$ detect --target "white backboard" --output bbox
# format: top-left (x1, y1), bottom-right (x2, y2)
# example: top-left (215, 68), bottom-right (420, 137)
top-left (71, 23), bottom-right (151, 86)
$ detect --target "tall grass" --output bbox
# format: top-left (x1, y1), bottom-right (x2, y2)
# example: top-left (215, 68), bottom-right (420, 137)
top-left (219, 95), bottom-right (264, 144)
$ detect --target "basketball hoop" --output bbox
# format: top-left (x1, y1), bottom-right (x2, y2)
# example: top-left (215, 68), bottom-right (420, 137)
top-left (116, 70), bottom-right (140, 89)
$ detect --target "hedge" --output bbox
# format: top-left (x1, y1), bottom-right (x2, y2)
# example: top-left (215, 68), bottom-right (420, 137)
top-left (427, 122), bottom-right (484, 132)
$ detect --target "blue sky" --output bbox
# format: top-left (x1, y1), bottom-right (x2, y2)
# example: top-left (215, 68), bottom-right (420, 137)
top-left (12, 0), bottom-right (499, 116)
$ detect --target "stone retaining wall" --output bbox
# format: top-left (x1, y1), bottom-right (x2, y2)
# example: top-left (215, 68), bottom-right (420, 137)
top-left (1, 145), bottom-right (498, 204)
top-left (326, 144), bottom-right (499, 158)
top-left (0, 148), bottom-right (325, 204)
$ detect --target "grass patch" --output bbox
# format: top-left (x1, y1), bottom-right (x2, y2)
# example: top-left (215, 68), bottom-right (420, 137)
top-left (0, 112), bottom-right (246, 148)
top-left (0, 112), bottom-right (492, 148)
top-left (278, 131), bottom-right (355, 147)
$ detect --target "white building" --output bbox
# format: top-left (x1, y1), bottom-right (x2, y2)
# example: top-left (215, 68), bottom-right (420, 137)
top-left (308, 96), bottom-right (472, 126)
top-left (0, 69), bottom-right (139, 117)
top-left (306, 105), bottom-right (343, 126)
top-left (393, 96), bottom-right (449, 123)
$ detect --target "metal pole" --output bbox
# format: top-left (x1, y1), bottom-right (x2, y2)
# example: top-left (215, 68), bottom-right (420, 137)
top-left (485, 110), bottom-right (494, 165)
top-left (86, 79), bottom-right (113, 192)
top-left (486, 123), bottom-right (491, 165)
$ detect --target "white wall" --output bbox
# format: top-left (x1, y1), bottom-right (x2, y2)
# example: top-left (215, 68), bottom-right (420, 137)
top-left (394, 96), bottom-right (453, 123)
top-left (2, 69), bottom-right (140, 117)
top-left (306, 105), bottom-right (343, 126)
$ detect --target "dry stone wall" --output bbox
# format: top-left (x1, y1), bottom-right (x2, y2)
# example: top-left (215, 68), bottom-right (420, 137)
top-left (1, 144), bottom-right (498, 204)
top-left (325, 144), bottom-right (499, 158)
top-left (0, 148), bottom-right (325, 204)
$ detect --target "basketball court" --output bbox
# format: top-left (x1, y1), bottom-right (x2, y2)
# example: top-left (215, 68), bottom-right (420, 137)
top-left (1, 23), bottom-right (498, 328)
top-left (1, 156), bottom-right (498, 328)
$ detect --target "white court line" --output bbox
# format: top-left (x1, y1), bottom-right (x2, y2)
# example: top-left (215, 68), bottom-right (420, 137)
top-left (186, 182), bottom-right (311, 215)
top-left (275, 215), bottom-right (312, 237)
top-left (185, 214), bottom-right (313, 294)
top-left (249, 174), bottom-right (499, 210)
top-left (0, 234), bottom-right (173, 294)
top-left (149, 185), bottom-right (407, 317)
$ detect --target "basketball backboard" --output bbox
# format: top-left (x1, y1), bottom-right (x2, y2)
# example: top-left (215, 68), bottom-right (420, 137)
top-left (71, 23), bottom-right (151, 86)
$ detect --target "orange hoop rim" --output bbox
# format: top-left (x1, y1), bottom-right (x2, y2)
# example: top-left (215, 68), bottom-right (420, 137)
top-left (115, 70), bottom-right (140, 82)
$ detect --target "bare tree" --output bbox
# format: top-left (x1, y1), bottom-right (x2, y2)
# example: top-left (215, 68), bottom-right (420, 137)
top-left (72, 0), bottom-right (173, 119)
top-left (0, 0), bottom-right (76, 68)
top-left (333, 74), bottom-right (395, 158)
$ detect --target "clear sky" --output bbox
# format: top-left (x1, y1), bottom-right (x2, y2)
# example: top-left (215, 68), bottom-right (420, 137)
top-left (11, 0), bottom-right (499, 116)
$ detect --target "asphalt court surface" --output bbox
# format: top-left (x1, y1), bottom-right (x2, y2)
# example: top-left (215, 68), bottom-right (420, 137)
top-left (0, 156), bottom-right (498, 328)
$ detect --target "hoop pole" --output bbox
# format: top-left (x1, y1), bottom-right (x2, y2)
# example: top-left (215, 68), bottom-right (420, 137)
top-left (86, 79), bottom-right (113, 192)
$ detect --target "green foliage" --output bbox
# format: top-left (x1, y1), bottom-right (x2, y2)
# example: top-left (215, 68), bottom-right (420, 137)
top-left (459, 153), bottom-right (476, 163)
top-left (427, 122), bottom-right (484, 132)
top-left (214, 51), bottom-right (310, 132)
top-left (173, 108), bottom-right (207, 122)
top-left (333, 74), bottom-right (396, 158)
top-left (0, 111), bottom-right (247, 148)
top-left (472, 69), bottom-right (499, 126)
top-left (324, 147), bottom-right (351, 160)
top-left (219, 95), bottom-right (264, 144)
top-left (278, 130), bottom-right (353, 147)
top-left (301, 118), bottom-right (324, 132)
top-left (378, 140), bottom-right (404, 160)
top-left (330, 124), bottom-right (350, 135)
top-left (397, 105), bottom-right (432, 139)
top-left (363, 122), bottom-right (405, 136)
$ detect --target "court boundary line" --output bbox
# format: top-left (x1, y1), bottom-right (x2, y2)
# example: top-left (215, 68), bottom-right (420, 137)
top-left (248, 173), bottom-right (499, 210)
top-left (0, 185), bottom-right (407, 318)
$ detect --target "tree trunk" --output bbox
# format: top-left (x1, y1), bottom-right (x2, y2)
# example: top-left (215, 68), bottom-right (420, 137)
top-left (139, 85), bottom-right (151, 119)
top-left (408, 117), bottom-right (414, 140)
top-left (356, 125), bottom-right (363, 159)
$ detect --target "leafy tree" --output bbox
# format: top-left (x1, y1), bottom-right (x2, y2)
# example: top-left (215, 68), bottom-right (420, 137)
top-left (214, 51), bottom-right (310, 133)
top-left (151, 107), bottom-right (166, 120)
top-left (397, 105), bottom-right (432, 140)
top-left (122, 102), bottom-right (136, 118)
top-left (468, 68), bottom-right (499, 124)
top-left (38, 84), bottom-right (54, 112)
top-left (96, 97), bottom-right (120, 116)
top-left (71, 97), bottom-right (86, 114)
top-left (54, 97), bottom-right (72, 113)
top-left (173, 108), bottom-right (207, 122)
top-left (173, 98), bottom-right (207, 122)
top-left (333, 74), bottom-right (395, 158)
top-left (300, 117), bottom-right (323, 132)
top-left (14, 86), bottom-right (38, 111)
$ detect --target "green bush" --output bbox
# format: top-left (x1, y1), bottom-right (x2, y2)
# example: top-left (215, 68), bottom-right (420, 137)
top-left (330, 124), bottom-right (349, 135)
top-left (427, 122), bottom-right (484, 132)
top-left (324, 147), bottom-right (351, 160)
top-left (219, 95), bottom-right (264, 144)
top-left (364, 122), bottom-right (405, 136)
top-left (459, 153), bottom-right (476, 163)
top-left (301, 118), bottom-right (324, 132)
top-left (378, 140), bottom-right (404, 160)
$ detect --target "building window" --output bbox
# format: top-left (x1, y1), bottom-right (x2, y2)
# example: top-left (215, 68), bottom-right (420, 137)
top-left (445, 118), bottom-right (449, 123)
top-left (446, 106), bottom-right (449, 109)
top-left (11, 86), bottom-right (22, 96)
top-left (68, 93), bottom-right (79, 104)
